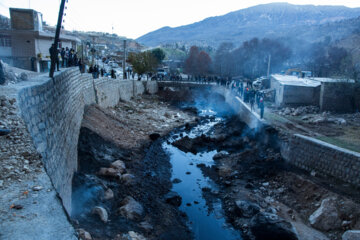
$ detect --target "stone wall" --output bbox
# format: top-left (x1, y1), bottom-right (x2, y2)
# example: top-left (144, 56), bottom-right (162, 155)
top-left (17, 68), bottom-right (157, 214)
top-left (286, 134), bottom-right (360, 187)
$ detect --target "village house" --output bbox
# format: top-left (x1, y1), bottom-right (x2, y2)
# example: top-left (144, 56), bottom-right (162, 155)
top-left (271, 74), bottom-right (358, 112)
top-left (0, 8), bottom-right (80, 72)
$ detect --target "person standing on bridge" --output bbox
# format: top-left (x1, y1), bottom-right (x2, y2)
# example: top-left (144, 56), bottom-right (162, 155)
top-left (259, 98), bottom-right (265, 119)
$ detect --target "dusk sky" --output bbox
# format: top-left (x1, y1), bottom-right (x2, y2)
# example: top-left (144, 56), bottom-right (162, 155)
top-left (0, 0), bottom-right (360, 39)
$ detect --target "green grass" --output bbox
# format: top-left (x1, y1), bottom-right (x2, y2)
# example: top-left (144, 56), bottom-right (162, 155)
top-left (316, 136), bottom-right (360, 153)
top-left (264, 111), bottom-right (289, 124)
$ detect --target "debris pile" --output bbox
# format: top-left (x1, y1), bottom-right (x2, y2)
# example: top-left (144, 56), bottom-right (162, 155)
top-left (278, 106), bottom-right (319, 116)
top-left (0, 61), bottom-right (33, 85)
top-left (0, 95), bottom-right (43, 188)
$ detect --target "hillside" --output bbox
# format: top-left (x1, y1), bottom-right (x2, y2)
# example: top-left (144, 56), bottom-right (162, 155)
top-left (136, 2), bottom-right (360, 47)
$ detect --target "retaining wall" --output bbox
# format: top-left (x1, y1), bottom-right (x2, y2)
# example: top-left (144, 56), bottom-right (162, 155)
top-left (17, 68), bottom-right (157, 214)
top-left (285, 134), bottom-right (360, 186)
top-left (215, 85), bottom-right (360, 187)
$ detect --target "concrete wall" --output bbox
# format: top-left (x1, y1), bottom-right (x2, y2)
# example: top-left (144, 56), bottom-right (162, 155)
top-left (285, 134), bottom-right (360, 187)
top-left (320, 82), bottom-right (356, 112)
top-left (17, 68), bottom-right (157, 214)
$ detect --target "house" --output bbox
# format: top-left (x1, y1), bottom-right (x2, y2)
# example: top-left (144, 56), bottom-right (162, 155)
top-left (271, 74), bottom-right (357, 112)
top-left (271, 74), bottom-right (321, 107)
top-left (0, 8), bottom-right (80, 72)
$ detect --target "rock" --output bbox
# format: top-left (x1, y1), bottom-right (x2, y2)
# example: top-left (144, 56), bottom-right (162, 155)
top-left (104, 188), bottom-right (114, 200)
top-left (0, 180), bottom-right (3, 187)
top-left (311, 117), bottom-right (326, 124)
top-left (92, 206), bottom-right (108, 223)
top-left (292, 108), bottom-right (303, 116)
top-left (235, 200), bottom-right (260, 218)
top-left (172, 178), bottom-right (182, 184)
top-left (139, 221), bottom-right (153, 232)
top-left (119, 196), bottom-right (144, 220)
top-left (19, 72), bottom-right (28, 81)
top-left (213, 151), bottom-right (229, 160)
top-left (32, 185), bottom-right (43, 191)
top-left (77, 228), bottom-right (92, 240)
top-left (149, 133), bottom-right (160, 141)
top-left (98, 167), bottom-right (121, 178)
top-left (342, 230), bottom-right (360, 240)
top-left (126, 231), bottom-right (147, 240)
top-left (250, 212), bottom-right (298, 240)
top-left (121, 173), bottom-right (135, 185)
top-left (165, 191), bottom-right (182, 207)
top-left (110, 160), bottom-right (126, 173)
top-left (283, 108), bottom-right (291, 115)
top-left (301, 115), bottom-right (311, 121)
top-left (309, 198), bottom-right (342, 231)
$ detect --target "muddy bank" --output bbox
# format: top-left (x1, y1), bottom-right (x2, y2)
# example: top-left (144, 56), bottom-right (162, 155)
top-left (172, 116), bottom-right (360, 240)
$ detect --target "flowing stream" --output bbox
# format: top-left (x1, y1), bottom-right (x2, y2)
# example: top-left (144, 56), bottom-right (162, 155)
top-left (163, 111), bottom-right (242, 240)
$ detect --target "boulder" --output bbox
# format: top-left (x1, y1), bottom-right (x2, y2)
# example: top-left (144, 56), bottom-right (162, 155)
top-left (119, 196), bottom-right (144, 220)
top-left (250, 212), bottom-right (298, 240)
top-left (98, 167), bottom-right (121, 178)
top-left (19, 72), bottom-right (28, 81)
top-left (342, 230), bottom-right (360, 240)
top-left (121, 173), bottom-right (136, 185)
top-left (235, 200), bottom-right (260, 218)
top-left (165, 191), bottom-right (182, 207)
top-left (139, 221), bottom-right (153, 232)
top-left (77, 229), bottom-right (92, 240)
top-left (125, 231), bottom-right (147, 240)
top-left (110, 160), bottom-right (126, 173)
top-left (213, 151), bottom-right (229, 160)
top-left (309, 198), bottom-right (342, 231)
top-left (92, 206), bottom-right (108, 223)
top-left (104, 188), bottom-right (114, 200)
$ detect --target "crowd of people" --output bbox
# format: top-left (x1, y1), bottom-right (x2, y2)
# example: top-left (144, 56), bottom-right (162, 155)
top-left (230, 80), bottom-right (265, 119)
top-left (49, 44), bottom-right (84, 72)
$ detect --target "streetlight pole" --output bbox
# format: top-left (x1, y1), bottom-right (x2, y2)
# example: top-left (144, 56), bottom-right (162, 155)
top-left (49, 0), bottom-right (66, 78)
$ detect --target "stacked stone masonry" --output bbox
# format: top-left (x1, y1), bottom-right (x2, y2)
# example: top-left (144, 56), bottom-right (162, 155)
top-left (17, 68), bottom-right (158, 214)
top-left (288, 134), bottom-right (360, 187)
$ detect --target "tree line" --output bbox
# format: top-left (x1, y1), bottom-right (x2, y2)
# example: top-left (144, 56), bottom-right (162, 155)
top-left (183, 37), bottom-right (358, 81)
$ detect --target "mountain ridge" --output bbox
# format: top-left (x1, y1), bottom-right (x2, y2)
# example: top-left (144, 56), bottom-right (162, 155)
top-left (136, 2), bottom-right (360, 47)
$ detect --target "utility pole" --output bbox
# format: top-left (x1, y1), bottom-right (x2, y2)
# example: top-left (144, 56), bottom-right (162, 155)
top-left (267, 54), bottom-right (271, 79)
top-left (123, 39), bottom-right (127, 79)
top-left (49, 0), bottom-right (66, 78)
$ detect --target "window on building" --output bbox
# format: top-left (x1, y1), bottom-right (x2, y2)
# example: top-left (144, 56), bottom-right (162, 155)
top-left (0, 35), bottom-right (11, 47)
